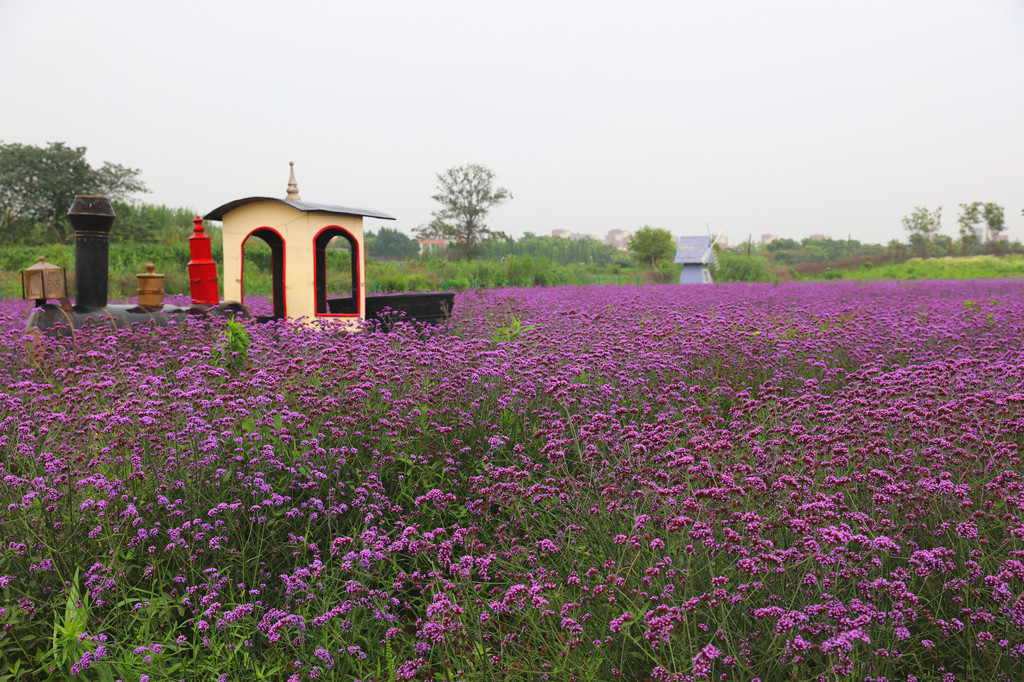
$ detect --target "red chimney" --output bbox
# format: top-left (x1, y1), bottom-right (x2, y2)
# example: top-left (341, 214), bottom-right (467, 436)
top-left (188, 216), bottom-right (219, 305)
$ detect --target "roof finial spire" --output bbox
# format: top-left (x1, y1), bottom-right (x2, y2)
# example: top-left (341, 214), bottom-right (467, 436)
top-left (286, 161), bottom-right (301, 200)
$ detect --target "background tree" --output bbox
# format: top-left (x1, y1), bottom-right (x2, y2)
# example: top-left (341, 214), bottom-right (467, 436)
top-left (957, 202), bottom-right (1006, 255)
top-left (760, 236), bottom-right (881, 266)
top-left (933, 233), bottom-right (954, 257)
top-left (416, 164), bottom-right (511, 259)
top-left (957, 202), bottom-right (982, 255)
top-left (764, 237), bottom-right (800, 254)
top-left (365, 227), bottom-right (420, 261)
top-left (0, 141), bottom-right (148, 245)
top-left (109, 202), bottom-right (199, 245)
top-left (482, 233), bottom-right (624, 267)
top-left (902, 206), bottom-right (942, 258)
top-left (982, 203), bottom-right (1006, 254)
top-left (628, 225), bottom-right (674, 269)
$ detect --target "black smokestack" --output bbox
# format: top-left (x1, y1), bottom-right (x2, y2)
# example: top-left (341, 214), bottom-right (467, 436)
top-left (68, 195), bottom-right (115, 309)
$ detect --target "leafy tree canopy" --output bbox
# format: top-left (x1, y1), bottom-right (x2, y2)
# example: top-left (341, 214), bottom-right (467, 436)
top-left (760, 236), bottom-right (882, 266)
top-left (416, 164), bottom-right (511, 259)
top-left (765, 237), bottom-right (799, 252)
top-left (108, 202), bottom-right (202, 245)
top-left (958, 202), bottom-right (1006, 255)
top-left (366, 226), bottom-right (420, 261)
top-left (902, 206), bottom-right (942, 258)
top-left (628, 225), bottom-right (674, 269)
top-left (482, 233), bottom-right (625, 267)
top-left (0, 141), bottom-right (148, 244)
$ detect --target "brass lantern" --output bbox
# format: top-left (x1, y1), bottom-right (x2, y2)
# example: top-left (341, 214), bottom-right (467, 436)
top-left (21, 257), bottom-right (73, 311)
top-left (136, 263), bottom-right (165, 308)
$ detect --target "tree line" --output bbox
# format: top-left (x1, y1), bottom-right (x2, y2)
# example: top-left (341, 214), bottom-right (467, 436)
top-left (901, 203), bottom-right (1012, 258)
top-left (5, 142), bottom-right (1017, 278)
top-left (759, 236), bottom-right (886, 266)
top-left (0, 146), bottom-right (641, 270)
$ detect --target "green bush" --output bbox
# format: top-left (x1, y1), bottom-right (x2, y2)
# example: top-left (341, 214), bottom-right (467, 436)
top-left (715, 250), bottom-right (774, 282)
top-left (443, 277), bottom-right (471, 291)
top-left (371, 276), bottom-right (408, 293)
top-left (405, 274), bottom-right (437, 292)
top-left (469, 260), bottom-right (501, 287)
top-left (505, 254), bottom-right (538, 287)
top-left (847, 255), bottom-right (1024, 281)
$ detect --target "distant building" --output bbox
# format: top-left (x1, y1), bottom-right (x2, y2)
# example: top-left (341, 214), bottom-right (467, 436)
top-left (605, 229), bottom-right (631, 250)
top-left (418, 238), bottom-right (448, 254)
top-left (717, 235), bottom-right (728, 248)
top-left (808, 233), bottom-right (827, 241)
top-left (761, 233), bottom-right (775, 244)
top-left (552, 229), bottom-right (593, 240)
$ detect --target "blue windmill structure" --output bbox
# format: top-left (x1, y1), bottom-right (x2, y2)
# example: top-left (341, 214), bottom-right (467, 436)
top-left (674, 228), bottom-right (721, 284)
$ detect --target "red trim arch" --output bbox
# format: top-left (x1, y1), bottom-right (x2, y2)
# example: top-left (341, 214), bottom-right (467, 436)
top-left (241, 227), bottom-right (286, 319)
top-left (313, 225), bottom-right (362, 318)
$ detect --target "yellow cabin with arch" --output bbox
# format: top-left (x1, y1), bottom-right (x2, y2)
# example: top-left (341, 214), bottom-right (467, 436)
top-left (204, 163), bottom-right (395, 323)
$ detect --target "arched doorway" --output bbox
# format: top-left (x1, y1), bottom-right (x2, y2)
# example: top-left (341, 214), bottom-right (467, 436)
top-left (314, 226), bottom-right (360, 316)
top-left (241, 227), bottom-right (285, 320)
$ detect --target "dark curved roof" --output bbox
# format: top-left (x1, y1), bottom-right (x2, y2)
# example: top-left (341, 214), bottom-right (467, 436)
top-left (204, 197), bottom-right (395, 221)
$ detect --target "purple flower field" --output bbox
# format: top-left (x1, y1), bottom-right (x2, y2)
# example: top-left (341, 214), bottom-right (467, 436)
top-left (2, 280), bottom-right (1024, 681)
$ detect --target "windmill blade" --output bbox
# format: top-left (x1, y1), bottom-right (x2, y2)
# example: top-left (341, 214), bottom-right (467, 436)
top-left (706, 223), bottom-right (725, 247)
top-left (705, 223), bottom-right (723, 270)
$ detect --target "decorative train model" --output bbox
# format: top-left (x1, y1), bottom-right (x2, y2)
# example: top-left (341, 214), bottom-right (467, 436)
top-left (22, 165), bottom-right (454, 335)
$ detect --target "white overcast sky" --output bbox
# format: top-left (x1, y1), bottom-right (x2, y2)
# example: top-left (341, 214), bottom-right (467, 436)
top-left (2, 0), bottom-right (1022, 246)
